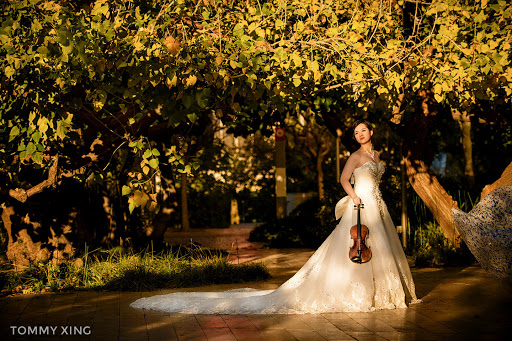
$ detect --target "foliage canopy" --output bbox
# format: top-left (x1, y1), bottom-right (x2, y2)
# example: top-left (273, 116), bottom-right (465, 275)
top-left (1, 0), bottom-right (511, 212)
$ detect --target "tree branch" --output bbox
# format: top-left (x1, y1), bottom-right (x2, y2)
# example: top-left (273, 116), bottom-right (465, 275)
top-left (9, 155), bottom-right (59, 203)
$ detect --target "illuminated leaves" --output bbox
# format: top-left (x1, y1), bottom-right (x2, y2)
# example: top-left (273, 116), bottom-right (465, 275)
top-left (1, 0), bottom-right (511, 213)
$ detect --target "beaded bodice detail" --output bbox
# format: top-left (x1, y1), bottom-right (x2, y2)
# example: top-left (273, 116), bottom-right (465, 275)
top-left (353, 161), bottom-right (385, 193)
top-left (353, 161), bottom-right (385, 215)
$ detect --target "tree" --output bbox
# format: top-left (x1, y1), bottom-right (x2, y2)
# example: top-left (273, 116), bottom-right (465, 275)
top-left (2, 0), bottom-right (511, 267)
top-left (286, 109), bottom-right (334, 200)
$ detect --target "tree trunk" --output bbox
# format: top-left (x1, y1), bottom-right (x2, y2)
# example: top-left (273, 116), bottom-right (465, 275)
top-left (460, 119), bottom-right (475, 187)
top-left (452, 110), bottom-right (475, 188)
top-left (480, 161), bottom-right (512, 200)
top-left (402, 155), bottom-right (461, 246)
top-left (402, 90), bottom-right (461, 246)
top-left (400, 155), bottom-right (408, 248)
top-left (181, 172), bottom-right (190, 231)
top-left (2, 179), bottom-right (111, 267)
top-left (2, 206), bottom-right (53, 269)
top-left (316, 155), bottom-right (324, 200)
top-left (150, 192), bottom-right (178, 240)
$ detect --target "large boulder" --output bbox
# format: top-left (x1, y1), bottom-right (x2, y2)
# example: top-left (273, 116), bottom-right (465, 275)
top-left (451, 185), bottom-right (512, 278)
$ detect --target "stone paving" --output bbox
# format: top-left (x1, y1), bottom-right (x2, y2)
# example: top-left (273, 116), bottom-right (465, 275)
top-left (2, 225), bottom-right (512, 340)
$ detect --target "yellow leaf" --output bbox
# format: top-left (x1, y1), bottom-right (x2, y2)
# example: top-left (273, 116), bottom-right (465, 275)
top-left (433, 83), bottom-right (443, 95)
top-left (148, 201), bottom-right (157, 211)
top-left (166, 74), bottom-right (178, 88)
top-left (291, 53), bottom-right (302, 67)
top-left (185, 75), bottom-right (197, 87)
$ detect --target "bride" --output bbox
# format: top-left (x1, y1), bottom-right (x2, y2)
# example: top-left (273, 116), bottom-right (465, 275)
top-left (131, 120), bottom-right (420, 314)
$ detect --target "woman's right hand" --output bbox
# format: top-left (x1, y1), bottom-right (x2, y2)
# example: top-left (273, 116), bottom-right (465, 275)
top-left (352, 196), bottom-right (362, 205)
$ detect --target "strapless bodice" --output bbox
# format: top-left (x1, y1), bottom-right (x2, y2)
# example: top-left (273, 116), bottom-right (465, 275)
top-left (353, 161), bottom-right (385, 196)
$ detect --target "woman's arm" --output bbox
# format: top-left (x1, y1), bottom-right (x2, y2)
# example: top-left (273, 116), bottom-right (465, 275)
top-left (339, 153), bottom-right (362, 205)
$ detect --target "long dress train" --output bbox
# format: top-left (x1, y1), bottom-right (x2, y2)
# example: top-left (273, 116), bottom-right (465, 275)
top-left (131, 161), bottom-right (419, 314)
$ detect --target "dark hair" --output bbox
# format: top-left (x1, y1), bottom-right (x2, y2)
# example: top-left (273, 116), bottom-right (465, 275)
top-left (352, 120), bottom-right (373, 140)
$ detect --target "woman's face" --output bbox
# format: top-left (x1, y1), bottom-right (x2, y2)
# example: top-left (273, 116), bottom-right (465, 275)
top-left (354, 123), bottom-right (373, 144)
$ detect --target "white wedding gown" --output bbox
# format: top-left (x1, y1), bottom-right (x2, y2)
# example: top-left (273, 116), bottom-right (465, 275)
top-left (131, 161), bottom-right (419, 314)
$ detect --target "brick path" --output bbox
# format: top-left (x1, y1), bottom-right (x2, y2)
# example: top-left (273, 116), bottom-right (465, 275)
top-left (2, 225), bottom-right (512, 340)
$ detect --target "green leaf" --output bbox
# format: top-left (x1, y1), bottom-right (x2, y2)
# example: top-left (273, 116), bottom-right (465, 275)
top-left (133, 190), bottom-right (148, 207)
top-left (9, 126), bottom-right (20, 141)
top-left (143, 149), bottom-right (152, 159)
top-left (32, 131), bottom-right (41, 143)
top-left (187, 113), bottom-right (198, 123)
top-left (474, 11), bottom-right (487, 23)
top-left (274, 47), bottom-right (287, 61)
top-left (56, 121), bottom-right (67, 139)
top-left (32, 152), bottom-right (43, 164)
top-left (149, 158), bottom-right (159, 169)
top-left (0, 33), bottom-right (8, 45)
top-left (233, 23), bottom-right (244, 37)
top-left (5, 65), bottom-right (15, 78)
top-left (122, 185), bottom-right (131, 196)
top-left (196, 88), bottom-right (210, 109)
top-left (182, 94), bottom-right (194, 109)
top-left (31, 19), bottom-right (43, 32)
top-left (151, 148), bottom-right (160, 156)
top-left (26, 142), bottom-right (36, 155)
top-left (92, 0), bottom-right (109, 16)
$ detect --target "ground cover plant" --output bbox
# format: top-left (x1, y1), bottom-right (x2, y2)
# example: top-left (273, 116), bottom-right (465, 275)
top-left (0, 243), bottom-right (270, 295)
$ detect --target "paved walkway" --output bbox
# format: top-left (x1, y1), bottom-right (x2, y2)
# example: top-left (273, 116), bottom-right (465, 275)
top-left (2, 226), bottom-right (512, 340)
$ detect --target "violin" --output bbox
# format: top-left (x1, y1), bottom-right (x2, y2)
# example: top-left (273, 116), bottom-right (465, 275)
top-left (349, 204), bottom-right (372, 264)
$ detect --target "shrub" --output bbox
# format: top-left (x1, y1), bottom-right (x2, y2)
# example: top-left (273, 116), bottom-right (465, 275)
top-left (407, 222), bottom-right (476, 267)
top-left (249, 177), bottom-right (342, 249)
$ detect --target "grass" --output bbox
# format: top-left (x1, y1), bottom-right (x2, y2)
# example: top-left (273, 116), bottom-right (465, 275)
top-left (407, 190), bottom-right (478, 267)
top-left (406, 221), bottom-right (476, 267)
top-left (0, 243), bottom-right (271, 295)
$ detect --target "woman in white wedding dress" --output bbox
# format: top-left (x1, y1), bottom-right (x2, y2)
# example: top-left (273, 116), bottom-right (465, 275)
top-left (131, 120), bottom-right (419, 314)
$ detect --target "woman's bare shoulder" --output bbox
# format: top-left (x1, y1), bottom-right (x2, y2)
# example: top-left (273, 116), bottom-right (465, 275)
top-left (346, 151), bottom-right (363, 164)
